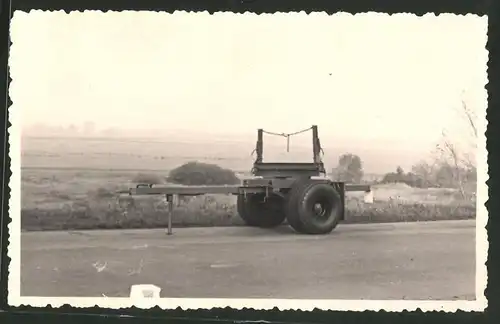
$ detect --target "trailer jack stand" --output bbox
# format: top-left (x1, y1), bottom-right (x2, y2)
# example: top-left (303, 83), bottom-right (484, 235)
top-left (165, 194), bottom-right (174, 235)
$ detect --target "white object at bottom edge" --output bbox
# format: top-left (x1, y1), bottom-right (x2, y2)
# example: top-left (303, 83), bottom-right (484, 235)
top-left (130, 284), bottom-right (162, 299)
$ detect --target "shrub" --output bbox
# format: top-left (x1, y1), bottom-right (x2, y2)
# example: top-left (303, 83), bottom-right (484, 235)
top-left (167, 161), bottom-right (240, 186)
top-left (132, 173), bottom-right (165, 184)
top-left (381, 166), bottom-right (431, 188)
top-left (92, 187), bottom-right (115, 199)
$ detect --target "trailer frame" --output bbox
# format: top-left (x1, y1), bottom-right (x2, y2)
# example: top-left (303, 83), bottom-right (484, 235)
top-left (118, 125), bottom-right (373, 235)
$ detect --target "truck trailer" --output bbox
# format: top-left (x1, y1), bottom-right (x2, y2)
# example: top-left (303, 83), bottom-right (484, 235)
top-left (118, 125), bottom-right (373, 235)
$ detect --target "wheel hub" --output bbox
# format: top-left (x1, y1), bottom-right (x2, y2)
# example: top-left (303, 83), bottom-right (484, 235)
top-left (313, 202), bottom-right (327, 217)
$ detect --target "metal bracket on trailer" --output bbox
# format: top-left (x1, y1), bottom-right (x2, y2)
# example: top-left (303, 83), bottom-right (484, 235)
top-left (345, 184), bottom-right (374, 203)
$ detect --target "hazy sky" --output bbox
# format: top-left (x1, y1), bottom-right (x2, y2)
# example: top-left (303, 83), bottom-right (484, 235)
top-left (10, 12), bottom-right (487, 153)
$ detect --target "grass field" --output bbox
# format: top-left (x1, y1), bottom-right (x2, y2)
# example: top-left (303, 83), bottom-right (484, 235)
top-left (20, 168), bottom-right (477, 231)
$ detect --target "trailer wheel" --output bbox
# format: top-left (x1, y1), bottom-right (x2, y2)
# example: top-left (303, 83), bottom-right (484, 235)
top-left (237, 193), bottom-right (286, 228)
top-left (286, 181), bottom-right (343, 234)
top-left (284, 180), bottom-right (309, 233)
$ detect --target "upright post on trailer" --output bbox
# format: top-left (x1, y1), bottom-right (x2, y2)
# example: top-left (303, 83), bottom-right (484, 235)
top-left (312, 125), bottom-right (320, 164)
top-left (256, 128), bottom-right (263, 163)
top-left (165, 194), bottom-right (173, 235)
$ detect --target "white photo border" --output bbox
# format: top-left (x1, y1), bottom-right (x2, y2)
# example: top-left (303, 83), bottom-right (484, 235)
top-left (6, 10), bottom-right (490, 312)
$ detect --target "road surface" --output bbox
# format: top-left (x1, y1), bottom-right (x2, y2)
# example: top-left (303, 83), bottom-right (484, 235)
top-left (21, 220), bottom-right (476, 300)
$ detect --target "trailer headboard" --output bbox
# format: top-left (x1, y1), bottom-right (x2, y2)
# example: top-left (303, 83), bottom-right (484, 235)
top-left (254, 125), bottom-right (324, 165)
top-left (252, 125), bottom-right (326, 177)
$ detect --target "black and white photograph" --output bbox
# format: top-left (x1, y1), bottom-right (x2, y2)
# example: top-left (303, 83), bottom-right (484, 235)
top-left (7, 11), bottom-right (488, 311)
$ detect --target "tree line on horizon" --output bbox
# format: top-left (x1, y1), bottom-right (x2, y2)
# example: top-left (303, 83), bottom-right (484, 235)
top-left (332, 93), bottom-right (478, 198)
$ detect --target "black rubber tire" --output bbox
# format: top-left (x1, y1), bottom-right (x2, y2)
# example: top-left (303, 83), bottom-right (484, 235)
top-left (286, 180), bottom-right (343, 234)
top-left (237, 193), bottom-right (286, 228)
top-left (284, 179), bottom-right (310, 233)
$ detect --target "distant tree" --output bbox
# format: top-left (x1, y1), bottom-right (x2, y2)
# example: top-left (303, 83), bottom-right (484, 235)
top-left (411, 161), bottom-right (435, 188)
top-left (381, 166), bottom-right (425, 187)
top-left (404, 172), bottom-right (425, 188)
top-left (435, 92), bottom-right (478, 197)
top-left (434, 162), bottom-right (456, 188)
top-left (381, 169), bottom-right (401, 184)
top-left (332, 153), bottom-right (364, 183)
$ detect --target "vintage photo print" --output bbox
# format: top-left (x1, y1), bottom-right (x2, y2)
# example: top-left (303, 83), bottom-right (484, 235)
top-left (7, 11), bottom-right (488, 312)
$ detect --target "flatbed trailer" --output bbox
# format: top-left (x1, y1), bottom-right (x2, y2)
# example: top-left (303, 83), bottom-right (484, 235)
top-left (118, 126), bottom-right (374, 235)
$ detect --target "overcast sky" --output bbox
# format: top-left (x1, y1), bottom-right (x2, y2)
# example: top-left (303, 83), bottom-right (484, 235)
top-left (10, 11), bottom-right (487, 155)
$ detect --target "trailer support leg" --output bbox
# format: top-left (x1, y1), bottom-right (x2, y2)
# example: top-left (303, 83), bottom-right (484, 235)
top-left (166, 194), bottom-right (174, 235)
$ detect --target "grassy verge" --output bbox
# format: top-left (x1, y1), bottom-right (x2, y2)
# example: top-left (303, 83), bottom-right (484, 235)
top-left (20, 170), bottom-right (476, 231)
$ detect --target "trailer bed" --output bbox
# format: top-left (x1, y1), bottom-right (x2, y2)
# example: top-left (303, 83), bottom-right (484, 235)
top-left (128, 184), bottom-right (251, 196)
top-left (123, 182), bottom-right (371, 196)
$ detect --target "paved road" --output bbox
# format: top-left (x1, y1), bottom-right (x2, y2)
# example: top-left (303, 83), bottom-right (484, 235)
top-left (21, 220), bottom-right (476, 300)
